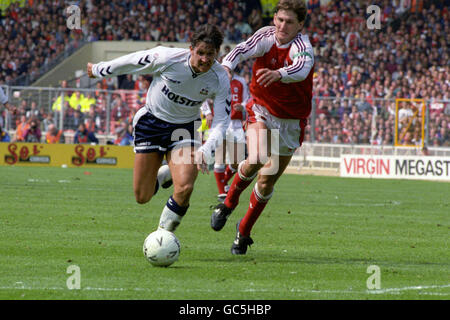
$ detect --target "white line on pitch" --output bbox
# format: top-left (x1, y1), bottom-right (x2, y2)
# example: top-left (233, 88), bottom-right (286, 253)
top-left (367, 284), bottom-right (450, 294)
top-left (0, 284), bottom-right (449, 296)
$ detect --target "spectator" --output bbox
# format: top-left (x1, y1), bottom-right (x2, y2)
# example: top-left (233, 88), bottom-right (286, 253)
top-left (45, 124), bottom-right (65, 144)
top-left (80, 93), bottom-right (96, 113)
top-left (23, 118), bottom-right (42, 143)
top-left (68, 91), bottom-right (84, 110)
top-left (87, 105), bottom-right (103, 133)
top-left (110, 94), bottom-right (130, 132)
top-left (42, 112), bottom-right (57, 132)
top-left (25, 101), bottom-right (40, 119)
top-left (17, 100), bottom-right (28, 117)
top-left (73, 123), bottom-right (99, 144)
top-left (111, 95), bottom-right (130, 122)
top-left (224, 18), bottom-right (243, 43)
top-left (119, 74), bottom-right (135, 90)
top-left (114, 123), bottom-right (134, 146)
top-left (344, 25), bottom-right (360, 50)
top-left (103, 76), bottom-right (118, 90)
top-left (135, 75), bottom-right (152, 93)
top-left (235, 11), bottom-right (253, 38)
top-left (63, 105), bottom-right (76, 131)
top-left (73, 109), bottom-right (85, 130)
top-left (437, 127), bottom-right (448, 146)
top-left (14, 115), bottom-right (29, 142)
top-left (84, 117), bottom-right (98, 134)
top-left (0, 125), bottom-right (11, 142)
top-left (248, 8), bottom-right (264, 31)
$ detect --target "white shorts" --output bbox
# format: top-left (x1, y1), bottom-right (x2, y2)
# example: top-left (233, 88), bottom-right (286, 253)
top-left (225, 119), bottom-right (246, 144)
top-left (248, 104), bottom-right (306, 156)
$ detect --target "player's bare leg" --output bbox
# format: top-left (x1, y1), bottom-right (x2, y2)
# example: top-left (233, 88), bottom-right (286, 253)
top-left (158, 146), bottom-right (198, 232)
top-left (167, 146), bottom-right (198, 207)
top-left (133, 152), bottom-right (165, 204)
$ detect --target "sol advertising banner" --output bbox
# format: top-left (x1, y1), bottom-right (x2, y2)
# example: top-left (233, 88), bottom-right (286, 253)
top-left (0, 142), bottom-right (134, 168)
top-left (340, 154), bottom-right (450, 181)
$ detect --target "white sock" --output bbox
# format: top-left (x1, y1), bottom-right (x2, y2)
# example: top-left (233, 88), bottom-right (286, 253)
top-left (158, 205), bottom-right (183, 232)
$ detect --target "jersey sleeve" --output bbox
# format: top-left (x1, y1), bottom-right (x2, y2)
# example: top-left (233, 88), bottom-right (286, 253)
top-left (278, 35), bottom-right (315, 83)
top-left (222, 26), bottom-right (274, 71)
top-left (91, 47), bottom-right (176, 78)
top-left (198, 71), bottom-right (231, 163)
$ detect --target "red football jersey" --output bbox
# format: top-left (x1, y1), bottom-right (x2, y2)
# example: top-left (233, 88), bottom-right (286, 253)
top-left (250, 44), bottom-right (314, 119)
top-left (222, 26), bottom-right (315, 120)
top-left (230, 74), bottom-right (249, 120)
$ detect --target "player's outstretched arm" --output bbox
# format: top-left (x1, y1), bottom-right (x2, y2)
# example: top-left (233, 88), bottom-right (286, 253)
top-left (222, 26), bottom-right (273, 72)
top-left (87, 47), bottom-right (174, 79)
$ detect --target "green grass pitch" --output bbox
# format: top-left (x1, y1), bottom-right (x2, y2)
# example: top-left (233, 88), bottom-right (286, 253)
top-left (0, 166), bottom-right (448, 300)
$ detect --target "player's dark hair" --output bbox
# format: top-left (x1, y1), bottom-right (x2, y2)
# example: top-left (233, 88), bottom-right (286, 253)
top-left (275, 0), bottom-right (307, 23)
top-left (191, 24), bottom-right (224, 51)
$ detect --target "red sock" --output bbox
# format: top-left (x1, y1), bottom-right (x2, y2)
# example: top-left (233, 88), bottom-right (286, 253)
top-left (239, 188), bottom-right (269, 237)
top-left (224, 165), bottom-right (255, 209)
top-left (223, 165), bottom-right (236, 185)
top-left (214, 170), bottom-right (226, 194)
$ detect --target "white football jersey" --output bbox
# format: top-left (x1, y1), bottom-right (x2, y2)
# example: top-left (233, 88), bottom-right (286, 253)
top-left (92, 46), bottom-right (231, 158)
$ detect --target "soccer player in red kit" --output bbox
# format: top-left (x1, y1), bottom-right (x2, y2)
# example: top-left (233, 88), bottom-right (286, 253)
top-left (211, 0), bottom-right (314, 254)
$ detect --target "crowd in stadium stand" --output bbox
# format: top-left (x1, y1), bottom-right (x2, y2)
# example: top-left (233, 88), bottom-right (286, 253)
top-left (0, 0), bottom-right (448, 147)
top-left (309, 0), bottom-right (449, 147)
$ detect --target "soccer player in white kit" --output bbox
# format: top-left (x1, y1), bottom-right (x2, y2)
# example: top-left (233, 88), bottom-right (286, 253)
top-left (201, 70), bottom-right (250, 202)
top-left (87, 24), bottom-right (231, 232)
top-left (0, 86), bottom-right (14, 136)
top-left (0, 86), bottom-right (13, 111)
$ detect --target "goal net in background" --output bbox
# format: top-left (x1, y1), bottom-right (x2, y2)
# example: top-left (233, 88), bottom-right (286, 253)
top-left (394, 99), bottom-right (426, 148)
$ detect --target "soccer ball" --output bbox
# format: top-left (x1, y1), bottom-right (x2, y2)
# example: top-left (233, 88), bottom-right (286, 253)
top-left (143, 229), bottom-right (180, 267)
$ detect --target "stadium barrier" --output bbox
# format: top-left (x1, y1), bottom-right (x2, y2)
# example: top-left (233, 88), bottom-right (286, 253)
top-left (288, 142), bottom-right (450, 181)
top-left (340, 154), bottom-right (449, 181)
top-left (0, 142), bottom-right (134, 168)
top-left (1, 141), bottom-right (449, 181)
